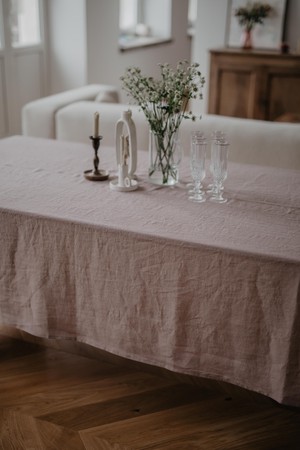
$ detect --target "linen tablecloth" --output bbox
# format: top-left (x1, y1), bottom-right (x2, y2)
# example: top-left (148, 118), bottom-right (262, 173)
top-left (1, 135), bottom-right (299, 406)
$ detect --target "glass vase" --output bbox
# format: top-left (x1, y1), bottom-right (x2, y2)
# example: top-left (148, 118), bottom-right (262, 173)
top-left (241, 28), bottom-right (253, 50)
top-left (148, 129), bottom-right (181, 186)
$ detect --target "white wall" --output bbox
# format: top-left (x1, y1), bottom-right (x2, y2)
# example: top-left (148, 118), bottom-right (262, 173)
top-left (191, 0), bottom-right (229, 114)
top-left (86, 0), bottom-right (191, 103)
top-left (46, 0), bottom-right (87, 94)
top-left (45, 0), bottom-right (300, 106)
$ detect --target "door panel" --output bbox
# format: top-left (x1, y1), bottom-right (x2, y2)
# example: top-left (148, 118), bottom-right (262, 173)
top-left (217, 70), bottom-right (252, 118)
top-left (268, 74), bottom-right (300, 121)
top-left (11, 50), bottom-right (44, 132)
top-left (0, 0), bottom-right (46, 137)
top-left (0, 57), bottom-right (8, 136)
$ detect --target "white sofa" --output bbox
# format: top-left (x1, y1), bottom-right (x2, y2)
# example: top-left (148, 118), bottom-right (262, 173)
top-left (22, 84), bottom-right (300, 170)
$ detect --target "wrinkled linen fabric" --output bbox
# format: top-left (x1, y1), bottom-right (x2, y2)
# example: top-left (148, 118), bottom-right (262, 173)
top-left (0, 136), bottom-right (299, 406)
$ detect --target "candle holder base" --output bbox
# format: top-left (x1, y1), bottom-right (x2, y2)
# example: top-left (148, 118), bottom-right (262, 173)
top-left (109, 178), bottom-right (138, 192)
top-left (84, 169), bottom-right (109, 181)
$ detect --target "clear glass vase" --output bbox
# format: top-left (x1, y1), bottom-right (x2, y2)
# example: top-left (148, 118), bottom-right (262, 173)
top-left (148, 129), bottom-right (182, 186)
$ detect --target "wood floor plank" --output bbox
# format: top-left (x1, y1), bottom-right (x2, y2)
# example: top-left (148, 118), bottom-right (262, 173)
top-left (79, 398), bottom-right (300, 449)
top-left (1, 335), bottom-right (299, 449)
top-left (0, 409), bottom-right (85, 450)
top-left (0, 344), bottom-right (121, 382)
top-left (0, 337), bottom-right (44, 362)
top-left (0, 348), bottom-right (137, 403)
top-left (0, 371), bottom-right (176, 416)
top-left (38, 384), bottom-right (218, 431)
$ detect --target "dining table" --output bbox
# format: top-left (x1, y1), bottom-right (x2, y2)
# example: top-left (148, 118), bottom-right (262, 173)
top-left (0, 135), bottom-right (299, 407)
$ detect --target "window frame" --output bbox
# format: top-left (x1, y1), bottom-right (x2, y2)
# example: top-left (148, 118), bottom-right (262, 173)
top-left (9, 0), bottom-right (42, 49)
top-left (119, 0), bottom-right (172, 51)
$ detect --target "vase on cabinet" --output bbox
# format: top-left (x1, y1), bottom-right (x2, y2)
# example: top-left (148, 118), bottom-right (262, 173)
top-left (241, 28), bottom-right (253, 49)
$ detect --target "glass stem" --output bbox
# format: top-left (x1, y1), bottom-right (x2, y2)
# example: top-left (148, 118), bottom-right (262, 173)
top-left (195, 181), bottom-right (201, 193)
top-left (216, 182), bottom-right (222, 198)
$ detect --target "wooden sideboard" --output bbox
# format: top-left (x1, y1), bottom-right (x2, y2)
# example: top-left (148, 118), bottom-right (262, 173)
top-left (208, 48), bottom-right (300, 121)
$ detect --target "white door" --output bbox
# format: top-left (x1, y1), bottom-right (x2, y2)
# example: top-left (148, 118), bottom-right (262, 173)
top-left (0, 0), bottom-right (47, 137)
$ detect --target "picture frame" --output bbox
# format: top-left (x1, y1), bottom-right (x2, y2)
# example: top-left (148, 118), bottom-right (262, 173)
top-left (226, 0), bottom-right (287, 50)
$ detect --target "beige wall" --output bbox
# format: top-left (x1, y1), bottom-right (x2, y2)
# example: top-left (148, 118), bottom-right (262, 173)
top-left (86, 0), bottom-right (191, 103)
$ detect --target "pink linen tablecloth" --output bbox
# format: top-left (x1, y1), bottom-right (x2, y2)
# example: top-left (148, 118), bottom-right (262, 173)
top-left (0, 135), bottom-right (300, 406)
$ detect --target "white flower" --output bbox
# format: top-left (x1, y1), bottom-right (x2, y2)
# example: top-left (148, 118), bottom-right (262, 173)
top-left (121, 61), bottom-right (205, 136)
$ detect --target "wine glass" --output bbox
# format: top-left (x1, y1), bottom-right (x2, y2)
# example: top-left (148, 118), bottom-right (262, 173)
top-left (207, 130), bottom-right (227, 193)
top-left (188, 131), bottom-right (206, 194)
top-left (209, 140), bottom-right (229, 203)
top-left (188, 133), bottom-right (207, 203)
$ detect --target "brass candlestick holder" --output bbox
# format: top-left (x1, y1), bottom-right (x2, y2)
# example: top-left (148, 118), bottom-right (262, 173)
top-left (84, 135), bottom-right (109, 181)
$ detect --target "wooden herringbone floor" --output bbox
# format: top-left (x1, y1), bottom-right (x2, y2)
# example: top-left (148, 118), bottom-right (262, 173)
top-left (0, 334), bottom-right (300, 449)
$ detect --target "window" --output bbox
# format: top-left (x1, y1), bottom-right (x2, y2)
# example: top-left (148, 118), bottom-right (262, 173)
top-left (9, 0), bottom-right (41, 48)
top-left (188, 0), bottom-right (197, 36)
top-left (119, 0), bottom-right (172, 50)
top-left (119, 0), bottom-right (138, 32)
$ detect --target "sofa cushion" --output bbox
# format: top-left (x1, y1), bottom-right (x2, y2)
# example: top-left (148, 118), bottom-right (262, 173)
top-left (94, 90), bottom-right (119, 103)
top-left (22, 84), bottom-right (120, 139)
top-left (197, 115), bottom-right (300, 170)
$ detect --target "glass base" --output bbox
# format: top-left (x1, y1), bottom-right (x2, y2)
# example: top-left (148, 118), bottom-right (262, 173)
top-left (188, 183), bottom-right (203, 194)
top-left (206, 183), bottom-right (223, 193)
top-left (188, 193), bottom-right (206, 203)
top-left (209, 196), bottom-right (227, 204)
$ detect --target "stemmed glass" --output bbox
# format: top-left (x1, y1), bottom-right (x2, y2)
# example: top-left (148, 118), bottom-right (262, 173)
top-left (209, 140), bottom-right (229, 203)
top-left (187, 131), bottom-right (205, 194)
top-left (188, 132), bottom-right (207, 203)
top-left (207, 130), bottom-right (227, 193)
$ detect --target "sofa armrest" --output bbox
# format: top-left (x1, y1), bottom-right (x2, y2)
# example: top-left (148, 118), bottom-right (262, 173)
top-left (56, 102), bottom-right (149, 149)
top-left (22, 84), bottom-right (120, 139)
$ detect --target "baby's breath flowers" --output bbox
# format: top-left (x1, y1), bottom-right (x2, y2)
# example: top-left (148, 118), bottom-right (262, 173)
top-left (121, 61), bottom-right (205, 184)
top-left (121, 61), bottom-right (204, 134)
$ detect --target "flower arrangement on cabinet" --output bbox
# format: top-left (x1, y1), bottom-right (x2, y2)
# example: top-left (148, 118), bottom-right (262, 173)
top-left (235, 2), bottom-right (272, 31)
top-left (234, 2), bottom-right (273, 49)
top-left (121, 61), bottom-right (205, 185)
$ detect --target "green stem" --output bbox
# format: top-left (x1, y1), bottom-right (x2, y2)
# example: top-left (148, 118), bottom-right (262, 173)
top-left (150, 125), bottom-right (178, 184)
